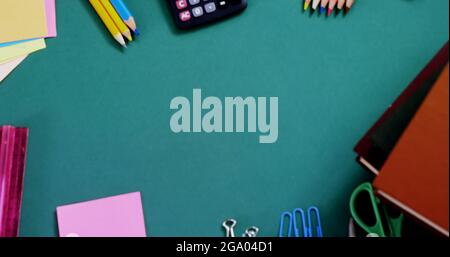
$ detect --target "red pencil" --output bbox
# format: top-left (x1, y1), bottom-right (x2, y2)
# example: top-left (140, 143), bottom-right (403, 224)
top-left (328, 0), bottom-right (337, 16)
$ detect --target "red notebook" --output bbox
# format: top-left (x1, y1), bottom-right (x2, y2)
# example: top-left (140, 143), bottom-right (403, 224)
top-left (354, 42), bottom-right (449, 175)
top-left (373, 65), bottom-right (449, 237)
top-left (0, 126), bottom-right (29, 237)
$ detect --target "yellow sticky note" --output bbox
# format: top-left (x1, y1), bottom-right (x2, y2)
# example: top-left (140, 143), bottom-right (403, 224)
top-left (0, 0), bottom-right (48, 44)
top-left (0, 39), bottom-right (46, 63)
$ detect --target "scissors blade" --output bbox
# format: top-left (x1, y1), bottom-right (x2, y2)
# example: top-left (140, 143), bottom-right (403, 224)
top-left (348, 218), bottom-right (356, 237)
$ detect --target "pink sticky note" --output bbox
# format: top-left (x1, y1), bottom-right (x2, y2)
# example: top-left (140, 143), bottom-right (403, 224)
top-left (45, 0), bottom-right (57, 37)
top-left (56, 192), bottom-right (147, 237)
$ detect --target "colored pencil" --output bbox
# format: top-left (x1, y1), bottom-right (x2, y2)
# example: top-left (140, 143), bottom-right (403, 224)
top-left (110, 0), bottom-right (139, 35)
top-left (328, 0), bottom-right (337, 16)
top-left (320, 0), bottom-right (329, 15)
top-left (99, 0), bottom-right (132, 41)
top-left (345, 0), bottom-right (355, 14)
top-left (312, 0), bottom-right (321, 11)
top-left (337, 0), bottom-right (346, 10)
top-left (303, 0), bottom-right (312, 11)
top-left (89, 0), bottom-right (126, 48)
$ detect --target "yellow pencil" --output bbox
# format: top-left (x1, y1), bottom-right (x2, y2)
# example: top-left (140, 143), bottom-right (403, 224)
top-left (89, 0), bottom-right (126, 47)
top-left (99, 0), bottom-right (132, 42)
top-left (304, 0), bottom-right (312, 10)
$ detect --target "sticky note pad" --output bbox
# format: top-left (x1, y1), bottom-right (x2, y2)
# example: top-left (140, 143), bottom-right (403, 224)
top-left (56, 192), bottom-right (147, 237)
top-left (0, 0), bottom-right (48, 44)
top-left (0, 39), bottom-right (46, 63)
top-left (45, 0), bottom-right (57, 38)
top-left (0, 55), bottom-right (27, 83)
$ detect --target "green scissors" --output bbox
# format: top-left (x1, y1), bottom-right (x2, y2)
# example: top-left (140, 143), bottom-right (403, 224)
top-left (349, 182), bottom-right (403, 237)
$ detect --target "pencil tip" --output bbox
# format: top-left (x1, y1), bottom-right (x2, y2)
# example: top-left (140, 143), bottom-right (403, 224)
top-left (319, 6), bottom-right (325, 14)
top-left (134, 28), bottom-right (140, 36)
top-left (124, 31), bottom-right (133, 42)
top-left (327, 8), bottom-right (333, 16)
top-left (303, 2), bottom-right (309, 11)
top-left (344, 6), bottom-right (350, 14)
top-left (115, 34), bottom-right (127, 48)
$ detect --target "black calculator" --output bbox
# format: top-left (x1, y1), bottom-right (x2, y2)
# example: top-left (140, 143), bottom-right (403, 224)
top-left (167, 0), bottom-right (247, 30)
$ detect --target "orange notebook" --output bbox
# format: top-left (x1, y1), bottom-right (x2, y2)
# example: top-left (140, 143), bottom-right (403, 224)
top-left (374, 64), bottom-right (449, 237)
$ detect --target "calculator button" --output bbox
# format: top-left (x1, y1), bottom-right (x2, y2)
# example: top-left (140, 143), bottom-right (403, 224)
top-left (217, 0), bottom-right (229, 9)
top-left (192, 6), bottom-right (204, 17)
top-left (204, 2), bottom-right (216, 13)
top-left (179, 10), bottom-right (191, 21)
top-left (189, 0), bottom-right (200, 5)
top-left (176, 0), bottom-right (188, 10)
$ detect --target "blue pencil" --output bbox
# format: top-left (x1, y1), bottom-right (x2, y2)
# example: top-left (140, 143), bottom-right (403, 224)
top-left (109, 0), bottom-right (139, 35)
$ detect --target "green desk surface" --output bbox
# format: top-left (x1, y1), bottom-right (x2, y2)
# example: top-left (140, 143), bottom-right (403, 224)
top-left (0, 0), bottom-right (448, 237)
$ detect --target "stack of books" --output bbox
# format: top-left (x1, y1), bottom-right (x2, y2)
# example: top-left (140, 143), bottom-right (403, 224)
top-left (354, 42), bottom-right (449, 237)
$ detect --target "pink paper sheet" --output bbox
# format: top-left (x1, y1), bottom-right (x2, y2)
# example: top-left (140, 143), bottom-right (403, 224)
top-left (45, 0), bottom-right (57, 37)
top-left (56, 192), bottom-right (147, 237)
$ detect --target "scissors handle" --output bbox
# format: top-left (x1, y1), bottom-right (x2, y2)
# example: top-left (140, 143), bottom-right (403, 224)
top-left (382, 204), bottom-right (404, 237)
top-left (350, 183), bottom-right (387, 237)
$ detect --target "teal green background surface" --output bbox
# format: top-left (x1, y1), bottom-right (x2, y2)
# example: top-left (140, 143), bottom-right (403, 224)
top-left (0, 0), bottom-right (448, 236)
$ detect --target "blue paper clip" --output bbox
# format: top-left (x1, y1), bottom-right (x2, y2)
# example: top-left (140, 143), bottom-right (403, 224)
top-left (292, 208), bottom-right (307, 237)
top-left (278, 211), bottom-right (293, 237)
top-left (307, 206), bottom-right (323, 237)
top-left (278, 208), bottom-right (308, 237)
top-left (279, 206), bottom-right (323, 237)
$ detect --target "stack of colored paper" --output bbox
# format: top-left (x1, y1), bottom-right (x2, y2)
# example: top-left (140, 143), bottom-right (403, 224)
top-left (0, 0), bottom-right (57, 83)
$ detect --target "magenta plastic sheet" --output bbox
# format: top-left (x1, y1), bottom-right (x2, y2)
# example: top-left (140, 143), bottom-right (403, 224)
top-left (0, 126), bottom-right (28, 237)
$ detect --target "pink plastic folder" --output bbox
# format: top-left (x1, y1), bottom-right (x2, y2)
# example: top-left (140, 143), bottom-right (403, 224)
top-left (56, 192), bottom-right (147, 237)
top-left (0, 125), bottom-right (29, 237)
